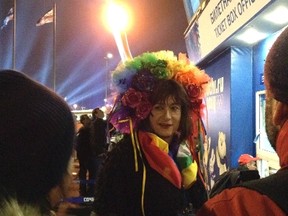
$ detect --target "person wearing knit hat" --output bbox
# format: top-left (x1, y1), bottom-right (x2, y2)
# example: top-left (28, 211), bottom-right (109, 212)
top-left (93, 51), bottom-right (211, 215)
top-left (0, 69), bottom-right (75, 215)
top-left (197, 27), bottom-right (288, 216)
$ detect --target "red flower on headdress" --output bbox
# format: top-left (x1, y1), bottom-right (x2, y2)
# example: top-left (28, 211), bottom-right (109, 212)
top-left (136, 100), bottom-right (152, 119)
top-left (121, 88), bottom-right (142, 108)
top-left (186, 84), bottom-right (201, 100)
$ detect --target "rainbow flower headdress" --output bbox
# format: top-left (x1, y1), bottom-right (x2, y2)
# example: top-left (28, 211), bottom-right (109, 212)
top-left (109, 50), bottom-right (210, 137)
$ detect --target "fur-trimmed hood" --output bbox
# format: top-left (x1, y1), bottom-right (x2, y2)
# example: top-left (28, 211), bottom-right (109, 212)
top-left (0, 198), bottom-right (55, 216)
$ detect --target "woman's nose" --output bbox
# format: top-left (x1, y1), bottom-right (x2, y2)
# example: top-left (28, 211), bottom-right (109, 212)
top-left (163, 108), bottom-right (172, 118)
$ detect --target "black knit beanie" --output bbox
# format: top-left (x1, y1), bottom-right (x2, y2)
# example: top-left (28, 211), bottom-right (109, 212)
top-left (265, 27), bottom-right (288, 104)
top-left (0, 70), bottom-right (75, 204)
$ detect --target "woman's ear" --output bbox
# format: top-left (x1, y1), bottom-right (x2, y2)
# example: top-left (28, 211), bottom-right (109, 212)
top-left (273, 101), bottom-right (288, 127)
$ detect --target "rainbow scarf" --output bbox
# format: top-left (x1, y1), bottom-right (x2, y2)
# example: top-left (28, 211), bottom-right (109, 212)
top-left (138, 131), bottom-right (197, 189)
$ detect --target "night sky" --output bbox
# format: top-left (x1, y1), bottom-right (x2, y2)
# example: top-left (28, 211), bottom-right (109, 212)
top-left (0, 0), bottom-right (188, 109)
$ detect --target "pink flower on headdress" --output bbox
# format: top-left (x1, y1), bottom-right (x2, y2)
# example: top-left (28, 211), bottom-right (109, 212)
top-left (121, 88), bottom-right (142, 108)
top-left (136, 100), bottom-right (152, 119)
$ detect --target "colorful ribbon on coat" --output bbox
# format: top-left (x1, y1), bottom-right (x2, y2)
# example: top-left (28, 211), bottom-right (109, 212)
top-left (138, 131), bottom-right (197, 189)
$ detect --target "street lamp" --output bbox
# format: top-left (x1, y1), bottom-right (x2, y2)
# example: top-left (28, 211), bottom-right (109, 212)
top-left (104, 1), bottom-right (132, 62)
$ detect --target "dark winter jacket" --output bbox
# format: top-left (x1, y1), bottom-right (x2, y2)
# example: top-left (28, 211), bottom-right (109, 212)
top-left (94, 133), bottom-right (207, 216)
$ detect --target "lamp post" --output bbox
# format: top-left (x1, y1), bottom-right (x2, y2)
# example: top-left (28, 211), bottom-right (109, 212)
top-left (104, 52), bottom-right (113, 146)
top-left (104, 52), bottom-right (113, 106)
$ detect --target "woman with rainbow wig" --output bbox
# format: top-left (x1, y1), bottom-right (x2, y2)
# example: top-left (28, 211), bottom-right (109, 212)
top-left (93, 50), bottom-right (211, 215)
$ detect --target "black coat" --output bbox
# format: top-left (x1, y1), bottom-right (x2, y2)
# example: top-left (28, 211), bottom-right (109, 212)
top-left (90, 118), bottom-right (107, 156)
top-left (76, 126), bottom-right (92, 161)
top-left (94, 133), bottom-right (207, 216)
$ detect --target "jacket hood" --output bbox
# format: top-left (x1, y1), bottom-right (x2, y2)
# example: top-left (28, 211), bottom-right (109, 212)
top-left (0, 198), bottom-right (55, 216)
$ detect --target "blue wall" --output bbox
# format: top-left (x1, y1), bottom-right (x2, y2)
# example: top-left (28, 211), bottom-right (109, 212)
top-left (205, 47), bottom-right (254, 169)
top-left (231, 47), bottom-right (253, 166)
top-left (203, 47), bottom-right (253, 176)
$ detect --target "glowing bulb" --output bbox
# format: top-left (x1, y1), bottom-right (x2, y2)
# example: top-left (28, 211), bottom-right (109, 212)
top-left (105, 2), bottom-right (130, 32)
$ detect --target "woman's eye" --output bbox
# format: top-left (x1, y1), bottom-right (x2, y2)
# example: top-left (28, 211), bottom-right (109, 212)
top-left (171, 105), bottom-right (180, 111)
top-left (153, 105), bottom-right (163, 110)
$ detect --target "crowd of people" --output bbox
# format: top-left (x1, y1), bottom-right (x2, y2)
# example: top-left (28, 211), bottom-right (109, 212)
top-left (75, 108), bottom-right (108, 197)
top-left (1, 26), bottom-right (288, 216)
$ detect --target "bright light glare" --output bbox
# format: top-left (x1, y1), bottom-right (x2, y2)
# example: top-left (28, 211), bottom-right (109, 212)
top-left (236, 28), bottom-right (268, 45)
top-left (73, 104), bottom-right (78, 110)
top-left (263, 6), bottom-right (288, 25)
top-left (105, 2), bottom-right (130, 32)
top-left (106, 52), bottom-right (113, 59)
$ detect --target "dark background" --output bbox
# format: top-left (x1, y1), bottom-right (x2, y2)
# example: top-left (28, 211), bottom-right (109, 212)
top-left (0, 0), bottom-right (188, 109)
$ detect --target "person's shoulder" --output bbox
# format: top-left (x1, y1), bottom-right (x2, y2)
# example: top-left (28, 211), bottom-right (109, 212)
top-left (197, 187), bottom-right (285, 216)
top-left (92, 118), bottom-right (106, 126)
top-left (78, 126), bottom-right (90, 133)
top-left (94, 118), bottom-right (105, 123)
top-left (77, 126), bottom-right (85, 133)
top-left (101, 134), bottom-right (135, 170)
top-left (209, 169), bottom-right (240, 198)
top-left (109, 134), bottom-right (132, 152)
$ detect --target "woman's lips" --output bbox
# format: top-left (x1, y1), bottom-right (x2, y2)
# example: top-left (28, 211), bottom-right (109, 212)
top-left (159, 123), bottom-right (172, 129)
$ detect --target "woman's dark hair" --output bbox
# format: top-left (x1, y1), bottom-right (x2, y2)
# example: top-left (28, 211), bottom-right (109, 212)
top-left (138, 79), bottom-right (192, 143)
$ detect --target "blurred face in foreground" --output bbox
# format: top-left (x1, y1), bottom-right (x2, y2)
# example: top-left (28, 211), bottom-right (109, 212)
top-left (149, 96), bottom-right (181, 143)
top-left (265, 92), bottom-right (281, 150)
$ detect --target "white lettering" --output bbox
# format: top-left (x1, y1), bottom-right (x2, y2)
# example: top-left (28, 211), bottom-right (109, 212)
top-left (83, 197), bottom-right (94, 202)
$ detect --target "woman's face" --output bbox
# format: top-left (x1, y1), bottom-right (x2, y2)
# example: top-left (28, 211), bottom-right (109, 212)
top-left (149, 96), bottom-right (181, 143)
